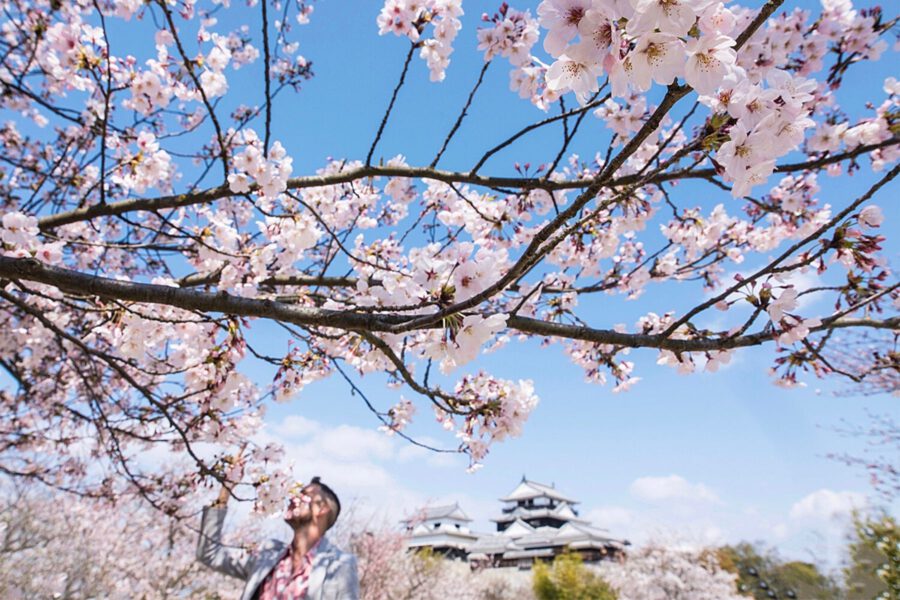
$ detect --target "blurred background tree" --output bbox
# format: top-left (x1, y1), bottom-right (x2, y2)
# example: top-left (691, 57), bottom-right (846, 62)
top-left (532, 552), bottom-right (617, 600)
top-left (716, 542), bottom-right (841, 599)
top-left (844, 511), bottom-right (900, 600)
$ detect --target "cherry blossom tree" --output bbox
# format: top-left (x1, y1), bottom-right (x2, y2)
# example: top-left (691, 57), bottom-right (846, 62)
top-left (0, 484), bottom-right (239, 598)
top-left (826, 331), bottom-right (898, 397)
top-left (0, 0), bottom-right (897, 516)
top-left (599, 543), bottom-right (746, 599)
top-left (346, 526), bottom-right (532, 600)
top-left (818, 331), bottom-right (898, 501)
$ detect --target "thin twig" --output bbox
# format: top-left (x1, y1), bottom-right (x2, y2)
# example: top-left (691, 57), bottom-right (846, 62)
top-left (431, 61), bottom-right (491, 168)
top-left (366, 43), bottom-right (416, 167)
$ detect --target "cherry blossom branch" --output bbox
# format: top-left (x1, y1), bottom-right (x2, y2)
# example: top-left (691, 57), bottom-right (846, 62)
top-left (36, 167), bottom-right (577, 231)
top-left (431, 60), bottom-right (491, 168)
top-left (655, 137), bottom-right (900, 185)
top-left (469, 92), bottom-right (610, 175)
top-left (543, 88), bottom-right (607, 178)
top-left (0, 288), bottom-right (220, 487)
top-left (367, 43), bottom-right (416, 167)
top-left (386, 99), bottom-right (715, 335)
top-left (157, 0), bottom-right (230, 178)
top-left (92, 0), bottom-right (112, 207)
top-left (37, 137), bottom-right (895, 232)
top-left (1, 257), bottom-right (894, 353)
top-left (261, 0), bottom-right (273, 158)
top-left (660, 161), bottom-right (900, 338)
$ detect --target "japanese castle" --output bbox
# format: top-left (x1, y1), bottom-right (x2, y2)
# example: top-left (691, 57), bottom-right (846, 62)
top-left (403, 478), bottom-right (629, 568)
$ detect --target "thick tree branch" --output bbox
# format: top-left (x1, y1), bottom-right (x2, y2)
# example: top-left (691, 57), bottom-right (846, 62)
top-left (0, 257), bottom-right (894, 353)
top-left (36, 139), bottom-right (897, 231)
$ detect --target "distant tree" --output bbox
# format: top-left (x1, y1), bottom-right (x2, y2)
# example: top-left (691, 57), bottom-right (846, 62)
top-left (825, 332), bottom-right (899, 502)
top-left (350, 526), bottom-right (534, 600)
top-left (600, 544), bottom-right (744, 600)
top-left (844, 512), bottom-right (900, 600)
top-left (828, 410), bottom-right (900, 503)
top-left (826, 332), bottom-right (899, 398)
top-left (0, 484), bottom-right (237, 599)
top-left (717, 542), bottom-right (841, 600)
top-left (533, 552), bottom-right (617, 600)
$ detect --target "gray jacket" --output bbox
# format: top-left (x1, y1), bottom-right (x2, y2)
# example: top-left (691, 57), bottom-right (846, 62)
top-left (196, 506), bottom-right (360, 600)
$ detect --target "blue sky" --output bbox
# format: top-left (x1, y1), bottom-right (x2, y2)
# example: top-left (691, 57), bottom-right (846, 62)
top-left (207, 0), bottom-right (900, 571)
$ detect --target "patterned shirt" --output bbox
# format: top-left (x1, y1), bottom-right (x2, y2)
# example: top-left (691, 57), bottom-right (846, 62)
top-left (256, 541), bottom-right (319, 600)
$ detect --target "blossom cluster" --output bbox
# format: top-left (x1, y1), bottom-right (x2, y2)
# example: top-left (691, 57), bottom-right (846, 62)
top-left (111, 131), bottom-right (176, 194)
top-left (1, 212), bottom-right (64, 264)
top-left (381, 398), bottom-right (417, 435)
top-left (538, 0), bottom-right (739, 101)
top-left (273, 347), bottom-right (332, 402)
top-left (710, 70), bottom-right (817, 197)
top-left (0, 488), bottom-right (243, 599)
top-left (377, 0), bottom-right (465, 81)
top-left (600, 543), bottom-right (746, 600)
top-left (228, 133), bottom-right (294, 199)
top-left (424, 314), bottom-right (509, 374)
top-left (435, 372), bottom-right (539, 469)
top-left (477, 5), bottom-right (540, 66)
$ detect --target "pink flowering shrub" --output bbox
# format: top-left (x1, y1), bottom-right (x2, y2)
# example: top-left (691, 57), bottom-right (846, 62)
top-left (599, 543), bottom-right (746, 600)
top-left (0, 486), bottom-right (241, 599)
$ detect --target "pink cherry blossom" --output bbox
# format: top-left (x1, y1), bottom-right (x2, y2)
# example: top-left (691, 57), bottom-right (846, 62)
top-left (545, 42), bottom-right (606, 103)
top-left (626, 33), bottom-right (686, 92)
top-left (537, 0), bottom-right (593, 57)
top-left (0, 0), bottom-right (893, 514)
top-left (767, 286), bottom-right (799, 322)
top-left (858, 205), bottom-right (884, 228)
top-left (628, 0), bottom-right (711, 37)
top-left (684, 34), bottom-right (736, 95)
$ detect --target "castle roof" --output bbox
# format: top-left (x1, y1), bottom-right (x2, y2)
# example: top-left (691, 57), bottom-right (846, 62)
top-left (499, 478), bottom-right (577, 504)
top-left (406, 527), bottom-right (479, 549)
top-left (492, 502), bottom-right (587, 524)
top-left (402, 502), bottom-right (472, 524)
top-left (467, 520), bottom-right (628, 561)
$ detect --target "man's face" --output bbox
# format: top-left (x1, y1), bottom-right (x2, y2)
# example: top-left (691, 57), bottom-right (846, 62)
top-left (284, 483), bottom-right (331, 529)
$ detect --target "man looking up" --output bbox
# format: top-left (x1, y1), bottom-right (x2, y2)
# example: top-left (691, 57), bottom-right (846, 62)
top-left (197, 474), bottom-right (359, 599)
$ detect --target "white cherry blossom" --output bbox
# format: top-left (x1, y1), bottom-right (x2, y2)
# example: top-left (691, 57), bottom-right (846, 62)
top-left (684, 33), bottom-right (736, 94)
top-left (626, 32), bottom-right (686, 92)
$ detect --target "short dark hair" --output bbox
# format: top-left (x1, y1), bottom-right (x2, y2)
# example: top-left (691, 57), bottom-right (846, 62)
top-left (310, 476), bottom-right (341, 529)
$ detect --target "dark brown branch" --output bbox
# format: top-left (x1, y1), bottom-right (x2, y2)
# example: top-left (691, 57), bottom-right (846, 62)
top-left (261, 0), bottom-right (273, 157)
top-left (661, 161), bottom-right (900, 337)
top-left (367, 43), bottom-right (416, 167)
top-left (37, 139), bottom-right (896, 231)
top-left (0, 257), bottom-right (894, 354)
top-left (158, 0), bottom-right (230, 178)
top-left (431, 60), bottom-right (491, 168)
top-left (469, 94), bottom-right (610, 175)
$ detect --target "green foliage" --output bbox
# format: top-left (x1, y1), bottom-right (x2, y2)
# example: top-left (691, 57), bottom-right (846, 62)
top-left (532, 552), bottom-right (617, 600)
top-left (716, 543), bottom-right (841, 600)
top-left (410, 546), bottom-right (445, 575)
top-left (845, 512), bottom-right (900, 600)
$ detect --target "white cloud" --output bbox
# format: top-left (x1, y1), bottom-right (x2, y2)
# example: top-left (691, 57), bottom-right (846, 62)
top-left (630, 475), bottom-right (721, 504)
top-left (270, 414), bottom-right (320, 438)
top-left (313, 424), bottom-right (396, 462)
top-left (255, 415), bottom-right (464, 525)
top-left (789, 489), bottom-right (867, 521)
top-left (585, 506), bottom-right (636, 530)
top-left (772, 523), bottom-right (788, 540)
top-left (394, 436), bottom-right (463, 467)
